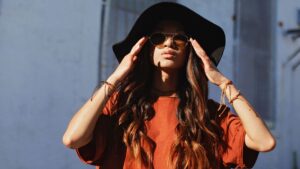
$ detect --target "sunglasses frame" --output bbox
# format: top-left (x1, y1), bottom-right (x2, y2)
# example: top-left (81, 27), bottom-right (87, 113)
top-left (148, 32), bottom-right (190, 48)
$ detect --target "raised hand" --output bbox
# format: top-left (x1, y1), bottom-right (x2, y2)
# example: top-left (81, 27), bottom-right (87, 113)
top-left (110, 37), bottom-right (148, 82)
top-left (190, 38), bottom-right (229, 86)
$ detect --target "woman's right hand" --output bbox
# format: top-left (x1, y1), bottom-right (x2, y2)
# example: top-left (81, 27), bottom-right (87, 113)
top-left (63, 38), bottom-right (148, 149)
top-left (110, 37), bottom-right (148, 82)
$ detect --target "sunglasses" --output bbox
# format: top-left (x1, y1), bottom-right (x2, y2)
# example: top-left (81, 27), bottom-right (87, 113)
top-left (148, 32), bottom-right (189, 49)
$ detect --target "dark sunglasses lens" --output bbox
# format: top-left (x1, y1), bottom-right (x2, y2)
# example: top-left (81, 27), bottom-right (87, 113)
top-left (150, 33), bottom-right (165, 45)
top-left (173, 34), bottom-right (188, 46)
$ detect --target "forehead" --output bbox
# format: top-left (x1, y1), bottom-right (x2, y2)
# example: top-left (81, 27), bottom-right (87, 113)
top-left (152, 20), bottom-right (185, 33)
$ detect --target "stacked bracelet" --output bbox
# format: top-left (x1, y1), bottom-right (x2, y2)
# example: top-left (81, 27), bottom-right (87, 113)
top-left (218, 80), bottom-right (242, 105)
top-left (219, 80), bottom-right (233, 91)
top-left (229, 90), bottom-right (241, 104)
top-left (219, 80), bottom-right (233, 106)
top-left (100, 80), bottom-right (115, 89)
top-left (90, 80), bottom-right (116, 101)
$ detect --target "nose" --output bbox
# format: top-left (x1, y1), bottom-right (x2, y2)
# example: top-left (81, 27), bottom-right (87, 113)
top-left (163, 36), bottom-right (175, 48)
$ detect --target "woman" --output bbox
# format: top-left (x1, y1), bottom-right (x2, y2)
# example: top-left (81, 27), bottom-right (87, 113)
top-left (62, 2), bottom-right (276, 169)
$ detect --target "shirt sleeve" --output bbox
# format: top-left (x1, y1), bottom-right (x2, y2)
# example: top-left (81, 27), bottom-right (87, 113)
top-left (220, 109), bottom-right (259, 168)
top-left (208, 99), bottom-right (259, 168)
top-left (75, 92), bottom-right (117, 165)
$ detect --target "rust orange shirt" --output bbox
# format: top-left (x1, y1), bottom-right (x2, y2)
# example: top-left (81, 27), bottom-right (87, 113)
top-left (75, 96), bottom-right (258, 169)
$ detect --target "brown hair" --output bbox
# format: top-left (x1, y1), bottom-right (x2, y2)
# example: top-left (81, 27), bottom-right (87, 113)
top-left (110, 41), bottom-right (224, 169)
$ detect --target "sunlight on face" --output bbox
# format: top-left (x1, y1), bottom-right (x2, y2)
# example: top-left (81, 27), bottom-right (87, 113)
top-left (150, 20), bottom-right (188, 70)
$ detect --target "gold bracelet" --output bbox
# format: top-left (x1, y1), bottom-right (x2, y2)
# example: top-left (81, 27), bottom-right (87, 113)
top-left (229, 90), bottom-right (241, 104)
top-left (219, 80), bottom-right (233, 106)
top-left (219, 80), bottom-right (233, 90)
top-left (90, 81), bottom-right (115, 101)
top-left (100, 80), bottom-right (115, 89)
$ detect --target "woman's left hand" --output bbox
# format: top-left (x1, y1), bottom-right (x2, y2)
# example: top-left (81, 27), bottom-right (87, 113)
top-left (190, 38), bottom-right (228, 86)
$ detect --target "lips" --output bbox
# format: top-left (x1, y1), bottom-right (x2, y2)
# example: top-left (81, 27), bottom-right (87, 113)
top-left (162, 49), bottom-right (176, 55)
top-left (161, 50), bottom-right (177, 59)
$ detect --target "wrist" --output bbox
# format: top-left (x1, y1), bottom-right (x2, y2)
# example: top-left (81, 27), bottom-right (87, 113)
top-left (107, 75), bottom-right (120, 86)
top-left (218, 78), bottom-right (232, 90)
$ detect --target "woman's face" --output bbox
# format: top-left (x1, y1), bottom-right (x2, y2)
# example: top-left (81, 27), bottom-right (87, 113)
top-left (149, 20), bottom-right (188, 70)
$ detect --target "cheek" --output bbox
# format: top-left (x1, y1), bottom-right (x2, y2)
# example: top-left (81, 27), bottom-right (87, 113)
top-left (151, 48), bottom-right (159, 64)
top-left (177, 50), bottom-right (188, 65)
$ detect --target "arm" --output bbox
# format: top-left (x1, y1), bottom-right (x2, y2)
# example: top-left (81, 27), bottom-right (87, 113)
top-left (190, 38), bottom-right (276, 152)
top-left (62, 37), bottom-right (148, 149)
top-left (219, 80), bottom-right (276, 152)
top-left (62, 75), bottom-right (118, 149)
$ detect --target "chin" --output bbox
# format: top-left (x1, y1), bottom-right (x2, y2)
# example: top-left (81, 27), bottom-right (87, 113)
top-left (153, 60), bottom-right (185, 70)
top-left (156, 64), bottom-right (184, 70)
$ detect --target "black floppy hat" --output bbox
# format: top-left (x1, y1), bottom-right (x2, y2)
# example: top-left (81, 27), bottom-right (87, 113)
top-left (112, 2), bottom-right (226, 66)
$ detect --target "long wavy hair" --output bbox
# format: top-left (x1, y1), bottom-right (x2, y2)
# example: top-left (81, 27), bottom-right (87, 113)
top-left (109, 39), bottom-right (225, 169)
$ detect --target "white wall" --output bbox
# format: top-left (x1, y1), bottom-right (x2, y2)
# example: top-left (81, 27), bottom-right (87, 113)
top-left (254, 0), bottom-right (300, 168)
top-left (273, 0), bottom-right (300, 168)
top-left (0, 0), bottom-right (101, 168)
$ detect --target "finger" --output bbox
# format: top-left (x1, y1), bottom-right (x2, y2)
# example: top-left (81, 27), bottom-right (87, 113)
top-left (190, 38), bottom-right (212, 65)
top-left (190, 38), bottom-right (209, 59)
top-left (130, 36), bottom-right (148, 56)
top-left (132, 55), bottom-right (137, 62)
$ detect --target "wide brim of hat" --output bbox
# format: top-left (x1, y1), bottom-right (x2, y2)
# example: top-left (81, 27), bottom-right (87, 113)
top-left (112, 2), bottom-right (226, 66)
